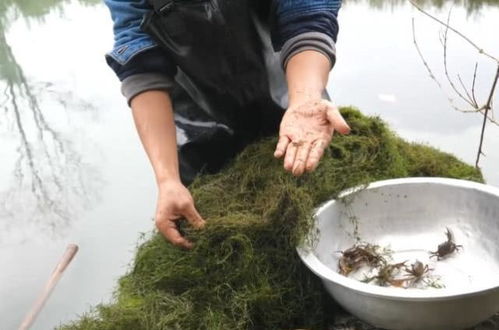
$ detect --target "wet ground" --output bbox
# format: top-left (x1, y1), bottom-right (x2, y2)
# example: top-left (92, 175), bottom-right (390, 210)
top-left (0, 0), bottom-right (498, 329)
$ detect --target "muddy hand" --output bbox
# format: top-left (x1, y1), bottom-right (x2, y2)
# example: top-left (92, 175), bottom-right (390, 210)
top-left (274, 100), bottom-right (350, 176)
top-left (155, 180), bottom-right (206, 249)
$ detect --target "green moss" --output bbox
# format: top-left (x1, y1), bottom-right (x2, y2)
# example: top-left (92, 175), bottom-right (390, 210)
top-left (60, 108), bottom-right (482, 330)
top-left (399, 141), bottom-right (483, 181)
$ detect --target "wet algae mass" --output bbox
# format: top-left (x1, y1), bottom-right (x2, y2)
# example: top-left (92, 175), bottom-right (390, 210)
top-left (61, 108), bottom-right (482, 330)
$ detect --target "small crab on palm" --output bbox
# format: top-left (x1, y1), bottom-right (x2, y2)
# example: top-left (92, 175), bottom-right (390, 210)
top-left (430, 228), bottom-right (463, 260)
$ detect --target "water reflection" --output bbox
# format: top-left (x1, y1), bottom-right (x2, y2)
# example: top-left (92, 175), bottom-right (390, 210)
top-left (0, 0), bottom-right (99, 24)
top-left (344, 0), bottom-right (499, 13)
top-left (0, 0), bottom-right (100, 240)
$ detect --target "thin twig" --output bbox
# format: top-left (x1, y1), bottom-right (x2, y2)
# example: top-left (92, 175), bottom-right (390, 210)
top-left (441, 11), bottom-right (476, 108)
top-left (409, 0), bottom-right (499, 63)
top-left (471, 62), bottom-right (479, 106)
top-left (475, 65), bottom-right (499, 167)
top-left (456, 107), bottom-right (499, 124)
top-left (457, 74), bottom-right (476, 107)
top-left (411, 19), bottom-right (438, 82)
top-left (412, 19), bottom-right (475, 113)
top-left (411, 3), bottom-right (498, 168)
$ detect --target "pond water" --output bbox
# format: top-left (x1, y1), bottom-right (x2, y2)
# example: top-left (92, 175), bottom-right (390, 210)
top-left (0, 0), bottom-right (497, 329)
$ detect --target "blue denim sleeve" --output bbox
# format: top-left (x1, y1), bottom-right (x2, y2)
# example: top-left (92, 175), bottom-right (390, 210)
top-left (273, 0), bottom-right (341, 48)
top-left (103, 0), bottom-right (176, 81)
top-left (273, 0), bottom-right (342, 68)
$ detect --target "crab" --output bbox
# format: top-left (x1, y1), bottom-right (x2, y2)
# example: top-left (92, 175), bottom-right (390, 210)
top-left (404, 260), bottom-right (432, 282)
top-left (430, 228), bottom-right (463, 260)
top-left (337, 243), bottom-right (386, 276)
top-left (364, 261), bottom-right (407, 287)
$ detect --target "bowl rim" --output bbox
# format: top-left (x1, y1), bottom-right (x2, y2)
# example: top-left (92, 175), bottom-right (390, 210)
top-left (297, 177), bottom-right (499, 301)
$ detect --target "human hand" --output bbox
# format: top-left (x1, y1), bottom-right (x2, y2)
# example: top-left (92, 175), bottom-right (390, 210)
top-left (274, 99), bottom-right (350, 176)
top-left (155, 180), bottom-right (206, 249)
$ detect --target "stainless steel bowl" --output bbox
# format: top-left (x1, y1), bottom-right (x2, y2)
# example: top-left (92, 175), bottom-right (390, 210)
top-left (297, 177), bottom-right (499, 330)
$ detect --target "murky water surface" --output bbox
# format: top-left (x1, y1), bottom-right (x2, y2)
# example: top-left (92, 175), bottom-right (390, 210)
top-left (0, 0), bottom-right (497, 329)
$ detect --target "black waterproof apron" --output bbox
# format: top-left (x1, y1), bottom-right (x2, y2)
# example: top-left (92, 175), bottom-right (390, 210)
top-left (141, 0), bottom-right (288, 184)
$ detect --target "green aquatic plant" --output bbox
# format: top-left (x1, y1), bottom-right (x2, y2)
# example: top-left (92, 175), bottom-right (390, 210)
top-left (60, 108), bottom-right (482, 330)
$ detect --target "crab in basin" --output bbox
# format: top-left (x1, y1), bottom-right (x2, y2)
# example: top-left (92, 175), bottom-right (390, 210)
top-left (337, 243), bottom-right (386, 276)
top-left (404, 260), bottom-right (432, 283)
top-left (430, 228), bottom-right (463, 260)
top-left (363, 261), bottom-right (407, 287)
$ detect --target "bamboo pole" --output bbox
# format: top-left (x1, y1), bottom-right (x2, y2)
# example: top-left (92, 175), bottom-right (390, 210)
top-left (18, 244), bottom-right (79, 330)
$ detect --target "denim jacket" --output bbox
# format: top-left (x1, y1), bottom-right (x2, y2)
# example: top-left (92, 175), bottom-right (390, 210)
top-left (103, 0), bottom-right (342, 102)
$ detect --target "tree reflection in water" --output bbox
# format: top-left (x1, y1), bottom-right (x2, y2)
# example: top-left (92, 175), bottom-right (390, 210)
top-left (344, 0), bottom-right (499, 13)
top-left (0, 0), bottom-right (100, 239)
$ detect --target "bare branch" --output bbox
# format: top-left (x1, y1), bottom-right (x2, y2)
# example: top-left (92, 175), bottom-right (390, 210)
top-left (456, 107), bottom-right (499, 124)
top-left (475, 65), bottom-right (499, 167)
top-left (441, 11), bottom-right (476, 108)
top-left (412, 19), bottom-right (478, 114)
top-left (411, 3), bottom-right (498, 168)
top-left (409, 0), bottom-right (499, 64)
top-left (471, 62), bottom-right (479, 106)
top-left (457, 74), bottom-right (476, 108)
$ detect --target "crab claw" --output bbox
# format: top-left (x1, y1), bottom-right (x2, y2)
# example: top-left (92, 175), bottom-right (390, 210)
top-left (445, 227), bottom-right (454, 242)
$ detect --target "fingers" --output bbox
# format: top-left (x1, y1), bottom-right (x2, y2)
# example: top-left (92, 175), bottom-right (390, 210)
top-left (274, 136), bottom-right (290, 158)
top-left (326, 105), bottom-right (351, 135)
top-left (156, 219), bottom-right (193, 250)
top-left (283, 143), bottom-right (298, 171)
top-left (306, 139), bottom-right (327, 172)
top-left (155, 192), bottom-right (205, 249)
top-left (292, 142), bottom-right (312, 176)
top-left (278, 101), bottom-right (350, 176)
top-left (183, 202), bottom-right (206, 229)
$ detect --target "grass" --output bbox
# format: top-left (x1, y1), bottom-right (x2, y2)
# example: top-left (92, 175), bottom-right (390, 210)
top-left (59, 107), bottom-right (482, 330)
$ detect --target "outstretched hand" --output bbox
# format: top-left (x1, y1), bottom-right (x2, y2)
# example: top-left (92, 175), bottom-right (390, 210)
top-left (155, 180), bottom-right (206, 249)
top-left (274, 99), bottom-right (350, 176)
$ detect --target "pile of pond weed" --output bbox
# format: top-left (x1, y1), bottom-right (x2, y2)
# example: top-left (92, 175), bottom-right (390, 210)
top-left (60, 107), bottom-right (482, 330)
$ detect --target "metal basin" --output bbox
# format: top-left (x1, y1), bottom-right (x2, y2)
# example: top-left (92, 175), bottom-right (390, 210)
top-left (297, 178), bottom-right (499, 330)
